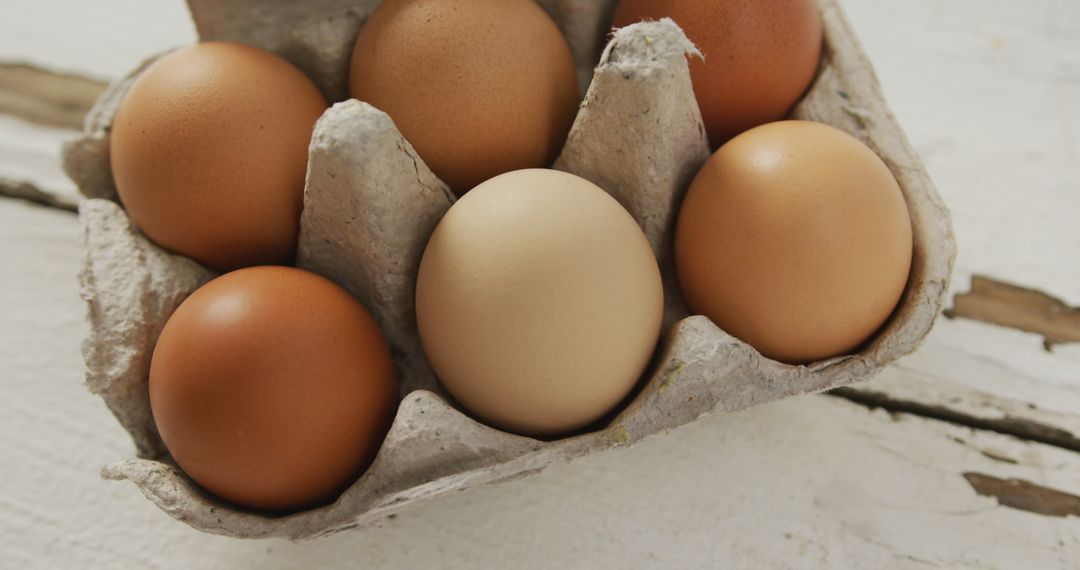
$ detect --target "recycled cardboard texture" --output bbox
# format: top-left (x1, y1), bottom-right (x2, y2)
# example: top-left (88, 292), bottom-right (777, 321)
top-left (78, 199), bottom-right (216, 458)
top-left (296, 100), bottom-right (454, 397)
top-left (64, 0), bottom-right (956, 539)
top-left (552, 24), bottom-right (709, 325)
top-left (186, 0), bottom-right (371, 101)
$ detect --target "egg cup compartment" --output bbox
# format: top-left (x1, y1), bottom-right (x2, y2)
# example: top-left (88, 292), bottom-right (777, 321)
top-left (64, 0), bottom-right (955, 539)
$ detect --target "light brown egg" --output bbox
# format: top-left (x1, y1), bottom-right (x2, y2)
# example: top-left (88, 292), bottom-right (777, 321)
top-left (612, 0), bottom-right (822, 145)
top-left (110, 42), bottom-right (328, 272)
top-left (349, 0), bottom-right (579, 195)
top-left (416, 169), bottom-right (663, 437)
top-left (674, 121), bottom-right (913, 364)
top-left (149, 267), bottom-right (397, 512)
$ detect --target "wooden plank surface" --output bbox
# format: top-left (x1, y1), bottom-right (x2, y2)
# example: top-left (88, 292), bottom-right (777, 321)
top-left (841, 0), bottom-right (1080, 305)
top-left (2, 198), bottom-right (1079, 569)
top-left (0, 63), bottom-right (105, 130)
top-left (0, 115), bottom-right (82, 206)
top-left (1, 0), bottom-right (1079, 567)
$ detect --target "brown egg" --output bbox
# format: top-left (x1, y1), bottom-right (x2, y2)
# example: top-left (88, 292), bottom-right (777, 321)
top-left (149, 267), bottom-right (397, 512)
top-left (349, 0), bottom-right (579, 195)
top-left (674, 121), bottom-right (912, 364)
top-left (416, 169), bottom-right (663, 437)
top-left (111, 42), bottom-right (328, 272)
top-left (612, 0), bottom-right (822, 145)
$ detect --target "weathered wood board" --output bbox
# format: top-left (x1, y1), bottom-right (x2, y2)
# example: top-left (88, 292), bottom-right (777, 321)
top-left (1, 0), bottom-right (1079, 566)
top-left (2, 199), bottom-right (1079, 568)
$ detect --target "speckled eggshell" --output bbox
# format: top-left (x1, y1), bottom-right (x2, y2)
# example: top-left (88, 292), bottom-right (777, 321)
top-left (674, 120), bottom-right (914, 364)
top-left (349, 0), bottom-right (579, 195)
top-left (110, 42), bottom-right (328, 272)
top-left (613, 0), bottom-right (822, 145)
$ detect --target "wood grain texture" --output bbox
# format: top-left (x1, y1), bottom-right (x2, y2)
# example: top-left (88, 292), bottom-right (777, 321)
top-left (0, 114), bottom-right (82, 203)
top-left (0, 176), bottom-right (78, 212)
top-left (0, 63), bottom-right (105, 130)
top-left (964, 473), bottom-right (1080, 518)
top-left (1, 199), bottom-right (1078, 568)
top-left (843, 311), bottom-right (1080, 449)
top-left (948, 275), bottom-right (1080, 349)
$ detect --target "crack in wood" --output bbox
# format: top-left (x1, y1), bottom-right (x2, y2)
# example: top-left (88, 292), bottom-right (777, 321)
top-left (0, 176), bottom-right (78, 213)
top-left (979, 447), bottom-right (1019, 465)
top-left (830, 387), bottom-right (1080, 453)
top-left (0, 62), bottom-right (106, 130)
top-left (946, 275), bottom-right (1080, 350)
top-left (963, 473), bottom-right (1080, 518)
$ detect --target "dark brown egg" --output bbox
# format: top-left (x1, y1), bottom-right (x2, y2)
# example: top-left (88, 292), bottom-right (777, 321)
top-left (149, 267), bottom-right (397, 512)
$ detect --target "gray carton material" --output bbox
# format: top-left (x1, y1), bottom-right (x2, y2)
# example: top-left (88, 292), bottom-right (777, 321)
top-left (64, 0), bottom-right (955, 540)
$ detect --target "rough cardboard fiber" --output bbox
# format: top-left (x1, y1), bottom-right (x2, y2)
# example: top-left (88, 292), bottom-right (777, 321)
top-left (63, 0), bottom-right (956, 539)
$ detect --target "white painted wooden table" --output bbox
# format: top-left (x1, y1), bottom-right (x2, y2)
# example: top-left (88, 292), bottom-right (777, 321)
top-left (2, 0), bottom-right (1078, 568)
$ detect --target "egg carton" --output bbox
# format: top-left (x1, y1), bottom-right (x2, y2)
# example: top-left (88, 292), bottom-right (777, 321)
top-left (62, 0), bottom-right (955, 539)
